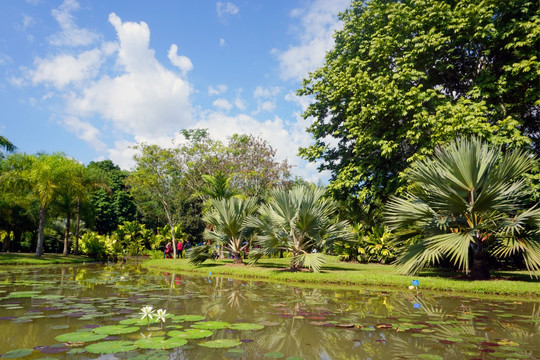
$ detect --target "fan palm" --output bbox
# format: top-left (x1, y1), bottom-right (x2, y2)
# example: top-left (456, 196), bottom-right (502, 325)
top-left (386, 137), bottom-right (540, 280)
top-left (190, 197), bottom-right (258, 265)
top-left (248, 186), bottom-right (352, 272)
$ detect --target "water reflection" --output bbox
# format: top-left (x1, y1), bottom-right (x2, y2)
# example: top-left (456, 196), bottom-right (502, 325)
top-left (0, 264), bottom-right (538, 359)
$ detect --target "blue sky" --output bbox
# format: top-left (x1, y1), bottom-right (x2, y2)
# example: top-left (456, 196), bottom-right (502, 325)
top-left (1, 0), bottom-right (350, 182)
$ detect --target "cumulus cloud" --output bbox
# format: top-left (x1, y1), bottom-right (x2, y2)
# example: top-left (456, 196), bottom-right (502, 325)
top-left (208, 84), bottom-right (227, 95)
top-left (62, 116), bottom-right (106, 151)
top-left (67, 13), bottom-right (193, 138)
top-left (213, 98), bottom-right (233, 112)
top-left (216, 2), bottom-right (239, 18)
top-left (49, 0), bottom-right (100, 47)
top-left (168, 44), bottom-right (193, 75)
top-left (30, 49), bottom-right (102, 88)
top-left (219, 38), bottom-right (226, 47)
top-left (275, 0), bottom-right (349, 81)
top-left (253, 86), bottom-right (280, 98)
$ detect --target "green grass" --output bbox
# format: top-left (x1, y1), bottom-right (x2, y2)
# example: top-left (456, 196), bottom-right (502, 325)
top-left (0, 252), bottom-right (94, 265)
top-left (143, 256), bottom-right (540, 297)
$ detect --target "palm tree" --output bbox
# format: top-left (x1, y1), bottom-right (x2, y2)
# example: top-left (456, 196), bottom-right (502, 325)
top-left (248, 186), bottom-right (352, 272)
top-left (386, 137), bottom-right (540, 280)
top-left (190, 197), bottom-right (258, 265)
top-left (0, 136), bottom-right (16, 155)
top-left (197, 171), bottom-right (241, 201)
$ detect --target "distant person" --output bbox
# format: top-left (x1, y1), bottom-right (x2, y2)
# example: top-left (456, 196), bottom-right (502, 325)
top-left (176, 241), bottom-right (183, 259)
top-left (165, 242), bottom-right (172, 259)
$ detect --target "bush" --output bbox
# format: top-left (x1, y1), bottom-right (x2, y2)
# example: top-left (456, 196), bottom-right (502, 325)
top-left (78, 232), bottom-right (107, 260)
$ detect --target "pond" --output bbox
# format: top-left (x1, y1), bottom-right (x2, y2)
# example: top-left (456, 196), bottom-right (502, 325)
top-left (0, 264), bottom-right (539, 359)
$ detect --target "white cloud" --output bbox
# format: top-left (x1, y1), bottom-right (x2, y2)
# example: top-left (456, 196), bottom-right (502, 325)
top-left (219, 38), bottom-right (226, 46)
top-left (167, 44), bottom-right (193, 75)
top-left (30, 49), bottom-right (103, 88)
top-left (285, 90), bottom-right (312, 110)
top-left (21, 14), bottom-right (36, 30)
top-left (276, 0), bottom-right (349, 81)
top-left (216, 2), bottom-right (239, 18)
top-left (0, 54), bottom-right (13, 66)
top-left (49, 0), bottom-right (100, 47)
top-left (62, 116), bottom-right (106, 151)
top-left (66, 13), bottom-right (193, 138)
top-left (258, 100), bottom-right (275, 112)
top-left (253, 86), bottom-right (280, 98)
top-left (212, 98), bottom-right (233, 112)
top-left (208, 84), bottom-right (227, 95)
top-left (234, 97), bottom-right (247, 110)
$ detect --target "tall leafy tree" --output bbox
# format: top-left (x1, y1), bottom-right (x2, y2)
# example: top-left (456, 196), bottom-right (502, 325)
top-left (386, 138), bottom-right (540, 280)
top-left (299, 0), bottom-right (539, 208)
top-left (128, 144), bottom-right (183, 258)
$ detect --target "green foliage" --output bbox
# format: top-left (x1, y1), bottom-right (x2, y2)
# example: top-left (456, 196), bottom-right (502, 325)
top-left (386, 137), bottom-right (540, 279)
top-left (78, 232), bottom-right (108, 260)
top-left (249, 186), bottom-right (352, 272)
top-left (299, 0), bottom-right (540, 209)
top-left (199, 197), bottom-right (258, 264)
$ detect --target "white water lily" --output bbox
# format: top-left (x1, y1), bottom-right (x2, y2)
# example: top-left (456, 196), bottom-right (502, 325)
top-left (140, 306), bottom-right (155, 321)
top-left (156, 308), bottom-right (167, 329)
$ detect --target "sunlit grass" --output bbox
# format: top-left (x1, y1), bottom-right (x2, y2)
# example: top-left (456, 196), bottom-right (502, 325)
top-left (0, 252), bottom-right (93, 265)
top-left (143, 255), bottom-right (540, 297)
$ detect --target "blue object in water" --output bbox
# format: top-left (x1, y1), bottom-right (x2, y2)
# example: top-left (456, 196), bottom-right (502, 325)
top-left (209, 271), bottom-right (212, 276)
top-left (412, 280), bottom-right (419, 286)
top-left (413, 303), bottom-right (421, 309)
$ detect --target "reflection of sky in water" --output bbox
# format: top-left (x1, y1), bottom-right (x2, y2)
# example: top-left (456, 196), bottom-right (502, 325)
top-left (0, 264), bottom-right (538, 359)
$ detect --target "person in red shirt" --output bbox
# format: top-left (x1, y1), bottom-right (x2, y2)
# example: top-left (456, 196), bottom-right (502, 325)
top-left (176, 241), bottom-right (183, 259)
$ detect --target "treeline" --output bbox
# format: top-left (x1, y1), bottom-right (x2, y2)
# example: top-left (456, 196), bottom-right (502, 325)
top-left (0, 130), bottom-right (294, 258)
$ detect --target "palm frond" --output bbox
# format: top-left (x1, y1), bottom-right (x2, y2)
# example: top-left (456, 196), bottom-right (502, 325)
top-left (292, 252), bottom-right (326, 273)
top-left (187, 244), bottom-right (214, 265)
top-left (426, 232), bottom-right (473, 272)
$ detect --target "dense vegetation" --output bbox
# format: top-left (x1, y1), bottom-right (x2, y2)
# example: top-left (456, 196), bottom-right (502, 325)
top-left (1, 0), bottom-right (538, 282)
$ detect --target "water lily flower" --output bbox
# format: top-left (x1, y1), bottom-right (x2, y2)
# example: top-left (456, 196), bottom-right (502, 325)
top-left (140, 306), bottom-right (155, 321)
top-left (156, 308), bottom-right (167, 329)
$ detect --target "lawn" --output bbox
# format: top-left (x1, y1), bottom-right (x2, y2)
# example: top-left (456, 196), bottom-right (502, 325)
top-left (0, 252), bottom-right (94, 265)
top-left (143, 255), bottom-right (540, 297)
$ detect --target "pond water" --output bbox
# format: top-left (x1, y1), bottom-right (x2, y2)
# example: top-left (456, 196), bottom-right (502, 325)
top-left (0, 264), bottom-right (539, 360)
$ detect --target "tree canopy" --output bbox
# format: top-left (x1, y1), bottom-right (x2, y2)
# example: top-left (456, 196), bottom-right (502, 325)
top-left (299, 0), bottom-right (540, 208)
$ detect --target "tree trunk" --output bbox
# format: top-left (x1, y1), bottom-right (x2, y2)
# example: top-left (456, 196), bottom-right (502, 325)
top-left (74, 199), bottom-right (81, 255)
top-left (470, 241), bottom-right (490, 280)
top-left (2, 229), bottom-right (10, 252)
top-left (233, 252), bottom-right (244, 265)
top-left (63, 210), bottom-right (71, 255)
top-left (36, 205), bottom-right (46, 257)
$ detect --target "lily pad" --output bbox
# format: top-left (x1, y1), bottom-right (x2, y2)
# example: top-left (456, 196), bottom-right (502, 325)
top-left (1, 349), bottom-right (34, 359)
top-left (417, 355), bottom-right (443, 360)
top-left (7, 291), bottom-right (41, 298)
top-left (93, 325), bottom-right (140, 335)
top-left (199, 339), bottom-right (242, 348)
top-left (120, 318), bottom-right (158, 326)
top-left (265, 352), bottom-right (285, 358)
top-left (55, 331), bottom-right (108, 343)
top-left (168, 329), bottom-right (213, 339)
top-left (228, 323), bottom-right (265, 331)
top-left (171, 314), bottom-right (205, 322)
top-left (161, 337), bottom-right (188, 349)
top-left (85, 340), bottom-right (138, 354)
top-left (134, 337), bottom-right (166, 350)
top-left (192, 321), bottom-right (230, 330)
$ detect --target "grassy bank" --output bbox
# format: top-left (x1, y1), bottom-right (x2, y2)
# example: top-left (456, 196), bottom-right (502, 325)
top-left (143, 256), bottom-right (540, 297)
top-left (0, 252), bottom-right (94, 265)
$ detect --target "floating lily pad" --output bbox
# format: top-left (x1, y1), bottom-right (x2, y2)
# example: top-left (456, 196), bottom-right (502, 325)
top-left (128, 349), bottom-right (169, 360)
top-left (161, 337), bottom-right (188, 349)
top-left (286, 357), bottom-right (305, 360)
top-left (66, 348), bottom-right (86, 354)
top-left (199, 339), bottom-right (242, 348)
top-left (120, 318), bottom-right (158, 326)
top-left (172, 314), bottom-right (205, 322)
top-left (55, 331), bottom-right (108, 343)
top-left (228, 323), bottom-right (265, 331)
top-left (93, 325), bottom-right (140, 335)
top-left (192, 321), bottom-right (230, 330)
top-left (134, 337), bottom-right (166, 350)
top-left (85, 340), bottom-right (138, 354)
top-left (1, 349), bottom-right (34, 359)
top-left (417, 355), bottom-right (443, 360)
top-left (265, 352), bottom-right (285, 358)
top-left (168, 329), bottom-right (213, 339)
top-left (8, 291), bottom-right (41, 298)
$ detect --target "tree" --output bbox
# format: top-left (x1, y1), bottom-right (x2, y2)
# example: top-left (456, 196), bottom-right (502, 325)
top-left (249, 186), bottom-right (352, 272)
top-left (0, 136), bottom-right (16, 156)
top-left (386, 137), bottom-right (540, 280)
top-left (128, 144), bottom-right (183, 259)
top-left (299, 0), bottom-right (539, 208)
top-left (194, 197), bottom-right (258, 265)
